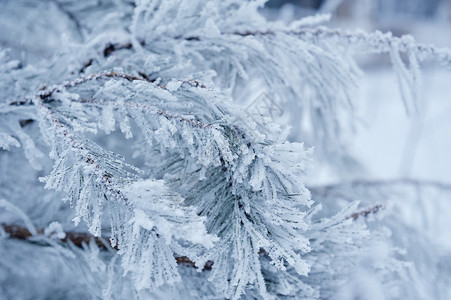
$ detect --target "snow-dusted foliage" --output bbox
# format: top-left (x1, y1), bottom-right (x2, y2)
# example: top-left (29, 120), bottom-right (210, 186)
top-left (1, 0), bottom-right (451, 299)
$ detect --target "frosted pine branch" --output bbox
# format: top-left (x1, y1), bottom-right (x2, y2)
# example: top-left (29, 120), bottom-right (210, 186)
top-left (220, 27), bottom-right (451, 64)
top-left (293, 27), bottom-right (451, 64)
top-left (175, 26), bottom-right (451, 65)
top-left (2, 65), bottom-right (314, 297)
top-left (2, 194), bottom-right (381, 269)
top-left (2, 1), bottom-right (451, 299)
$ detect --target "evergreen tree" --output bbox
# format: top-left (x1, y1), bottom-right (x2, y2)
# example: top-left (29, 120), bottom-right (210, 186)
top-left (1, 1), bottom-right (451, 299)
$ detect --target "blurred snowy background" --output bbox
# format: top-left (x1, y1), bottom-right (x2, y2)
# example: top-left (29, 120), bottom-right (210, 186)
top-left (264, 0), bottom-right (451, 184)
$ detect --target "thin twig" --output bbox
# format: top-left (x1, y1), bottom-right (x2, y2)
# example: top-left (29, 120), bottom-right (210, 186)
top-left (1, 223), bottom-right (106, 249)
top-left (77, 98), bottom-right (214, 129)
top-left (8, 71), bottom-right (207, 107)
top-left (1, 223), bottom-right (213, 270)
top-left (180, 27), bottom-right (451, 65)
top-left (291, 27), bottom-right (451, 64)
top-left (308, 178), bottom-right (451, 195)
top-left (7, 71), bottom-right (214, 132)
top-left (345, 204), bottom-right (384, 220)
top-left (103, 43), bottom-right (132, 58)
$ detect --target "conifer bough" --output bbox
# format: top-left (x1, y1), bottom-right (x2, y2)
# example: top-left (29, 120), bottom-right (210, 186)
top-left (1, 1), bottom-right (451, 299)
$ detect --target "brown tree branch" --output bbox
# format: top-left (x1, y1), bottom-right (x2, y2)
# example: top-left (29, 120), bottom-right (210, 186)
top-left (1, 197), bottom-right (380, 271)
top-left (1, 223), bottom-right (213, 270)
top-left (8, 71), bottom-right (206, 106)
top-left (103, 42), bottom-right (133, 58)
top-left (346, 204), bottom-right (384, 220)
top-left (77, 98), bottom-right (213, 129)
top-left (7, 71), bottom-right (213, 135)
top-left (1, 223), bottom-right (107, 249)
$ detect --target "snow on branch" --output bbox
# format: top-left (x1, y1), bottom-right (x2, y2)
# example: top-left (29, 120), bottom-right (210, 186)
top-left (2, 1), bottom-right (451, 298)
top-left (292, 27), bottom-right (451, 64)
top-left (0, 222), bottom-right (217, 270)
top-left (0, 67), bottom-right (314, 298)
top-left (1, 196), bottom-right (381, 270)
top-left (16, 72), bottom-right (228, 290)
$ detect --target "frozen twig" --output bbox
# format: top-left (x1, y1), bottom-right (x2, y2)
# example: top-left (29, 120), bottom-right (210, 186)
top-left (308, 178), bottom-right (451, 195)
top-left (345, 204), bottom-right (384, 220)
top-left (8, 71), bottom-right (207, 106)
top-left (180, 27), bottom-right (451, 65)
top-left (0, 223), bottom-right (213, 270)
top-left (292, 27), bottom-right (451, 64)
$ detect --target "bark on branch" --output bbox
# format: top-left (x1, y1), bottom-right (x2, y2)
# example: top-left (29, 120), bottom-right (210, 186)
top-left (1, 223), bottom-right (213, 270)
top-left (1, 200), bottom-right (381, 270)
top-left (346, 204), bottom-right (384, 220)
